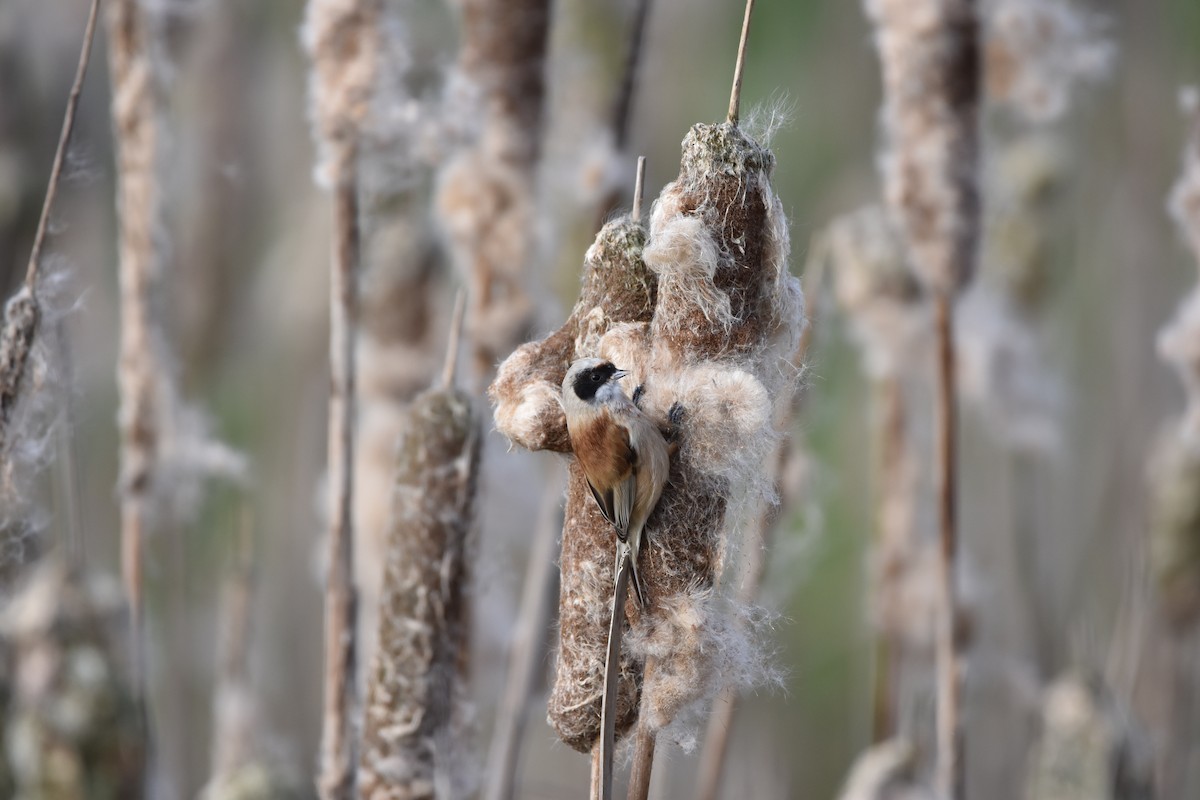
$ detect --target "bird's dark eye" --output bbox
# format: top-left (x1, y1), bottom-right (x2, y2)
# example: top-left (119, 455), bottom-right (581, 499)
top-left (591, 374), bottom-right (602, 382)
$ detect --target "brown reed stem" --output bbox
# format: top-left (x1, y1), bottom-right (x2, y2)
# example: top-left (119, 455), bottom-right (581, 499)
top-left (53, 319), bottom-right (86, 567)
top-left (726, 0), bottom-right (756, 126)
top-left (208, 512), bottom-right (257, 780)
top-left (0, 0), bottom-right (100, 459)
top-left (442, 288), bottom-right (467, 390)
top-left (24, 0), bottom-right (101, 290)
top-left (597, 548), bottom-right (633, 800)
top-left (933, 289), bottom-right (961, 799)
top-left (107, 0), bottom-right (171, 702)
top-left (632, 156), bottom-right (647, 223)
top-left (319, 176), bottom-right (361, 800)
top-left (483, 479), bottom-right (563, 800)
top-left (871, 373), bottom-right (905, 743)
top-left (612, 0), bottom-right (653, 150)
top-left (627, 689), bottom-right (658, 800)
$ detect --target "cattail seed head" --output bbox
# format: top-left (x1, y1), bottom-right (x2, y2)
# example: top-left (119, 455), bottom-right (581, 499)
top-left (359, 385), bottom-right (481, 798)
top-left (865, 0), bottom-right (983, 294)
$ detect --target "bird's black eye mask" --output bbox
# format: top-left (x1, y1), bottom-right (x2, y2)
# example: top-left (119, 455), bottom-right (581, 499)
top-left (572, 362), bottom-right (618, 401)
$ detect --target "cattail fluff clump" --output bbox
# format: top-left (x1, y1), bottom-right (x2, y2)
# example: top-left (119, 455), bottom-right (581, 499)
top-left (490, 212), bottom-right (654, 751)
top-left (956, 0), bottom-right (1112, 454)
top-left (984, 0), bottom-right (1113, 126)
top-left (358, 385), bottom-right (480, 799)
top-left (0, 557), bottom-right (145, 797)
top-left (1149, 91), bottom-right (1200, 627)
top-left (626, 121), bottom-right (802, 735)
top-left (436, 0), bottom-right (551, 376)
top-left (303, 0), bottom-right (381, 188)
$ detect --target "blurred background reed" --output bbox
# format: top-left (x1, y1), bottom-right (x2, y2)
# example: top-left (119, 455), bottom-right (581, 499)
top-left (1, 0), bottom-right (1199, 797)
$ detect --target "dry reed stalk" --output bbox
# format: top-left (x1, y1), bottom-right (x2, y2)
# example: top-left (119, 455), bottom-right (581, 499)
top-left (358, 329), bottom-right (481, 799)
top-left (200, 517), bottom-right (304, 800)
top-left (482, 475), bottom-right (564, 800)
top-left (106, 0), bottom-right (172, 697)
top-left (825, 206), bottom-right (931, 744)
top-left (0, 0), bottom-right (100, 460)
top-left (437, 0), bottom-right (551, 379)
top-left (592, 0), bottom-right (655, 228)
top-left (303, 1), bottom-right (383, 795)
top-left (864, 1), bottom-right (983, 794)
top-left (836, 739), bottom-right (931, 800)
top-left (208, 519), bottom-right (256, 782)
top-left (0, 557), bottom-right (146, 797)
top-left (321, 177), bottom-right (361, 800)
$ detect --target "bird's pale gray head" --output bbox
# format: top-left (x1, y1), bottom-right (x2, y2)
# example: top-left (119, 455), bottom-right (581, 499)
top-left (564, 358), bottom-right (628, 403)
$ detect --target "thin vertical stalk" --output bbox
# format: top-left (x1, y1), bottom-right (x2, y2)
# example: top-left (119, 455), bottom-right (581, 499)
top-left (597, 550), bottom-right (633, 800)
top-left (725, 0), bottom-right (756, 125)
top-left (107, 0), bottom-right (169, 699)
top-left (934, 289), bottom-right (961, 799)
top-left (611, 0), bottom-right (654, 151)
top-left (0, 0), bottom-right (100, 470)
top-left (483, 480), bottom-right (563, 800)
top-left (626, 701), bottom-right (658, 800)
top-left (319, 176), bottom-right (361, 800)
top-left (871, 373), bottom-right (906, 743)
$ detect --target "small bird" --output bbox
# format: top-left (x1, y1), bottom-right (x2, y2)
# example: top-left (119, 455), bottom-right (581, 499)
top-left (562, 357), bottom-right (671, 607)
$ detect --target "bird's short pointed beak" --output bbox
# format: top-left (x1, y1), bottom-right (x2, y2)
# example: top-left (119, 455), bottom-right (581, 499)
top-left (612, 370), bottom-right (629, 380)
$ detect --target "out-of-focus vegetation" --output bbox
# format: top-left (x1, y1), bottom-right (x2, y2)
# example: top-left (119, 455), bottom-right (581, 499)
top-left (1, 0), bottom-right (1199, 797)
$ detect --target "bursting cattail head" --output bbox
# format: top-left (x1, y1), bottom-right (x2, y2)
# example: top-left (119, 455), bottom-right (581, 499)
top-left (865, 0), bottom-right (983, 294)
top-left (984, 0), bottom-right (1114, 125)
top-left (302, 0), bottom-right (381, 186)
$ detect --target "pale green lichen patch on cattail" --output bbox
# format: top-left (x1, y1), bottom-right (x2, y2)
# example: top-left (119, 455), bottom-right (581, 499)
top-left (1024, 674), bottom-right (1154, 800)
top-left (1149, 95), bottom-right (1200, 627)
top-left (1148, 432), bottom-right (1200, 628)
top-left (358, 386), bottom-right (480, 799)
top-left (0, 288), bottom-right (39, 457)
top-left (0, 557), bottom-right (145, 798)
